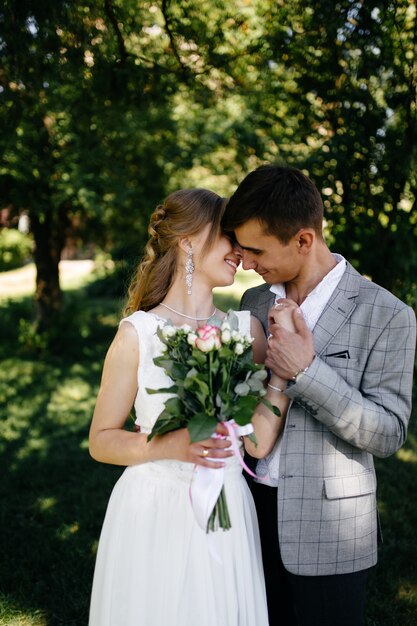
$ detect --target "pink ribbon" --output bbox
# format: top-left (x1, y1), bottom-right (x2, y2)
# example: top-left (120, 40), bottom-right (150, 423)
top-left (223, 419), bottom-right (259, 480)
top-left (189, 419), bottom-right (263, 536)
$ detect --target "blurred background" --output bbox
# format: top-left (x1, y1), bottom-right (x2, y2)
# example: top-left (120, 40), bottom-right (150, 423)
top-left (0, 1), bottom-right (416, 624)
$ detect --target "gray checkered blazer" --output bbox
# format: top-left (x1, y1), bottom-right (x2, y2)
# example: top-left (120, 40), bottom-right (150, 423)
top-left (241, 261), bottom-right (416, 576)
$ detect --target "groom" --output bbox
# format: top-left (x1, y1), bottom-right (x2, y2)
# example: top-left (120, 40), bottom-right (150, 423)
top-left (222, 165), bottom-right (416, 626)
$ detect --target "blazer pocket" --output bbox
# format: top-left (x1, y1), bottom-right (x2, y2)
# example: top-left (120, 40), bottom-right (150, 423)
top-left (324, 471), bottom-right (376, 500)
top-left (323, 355), bottom-right (358, 367)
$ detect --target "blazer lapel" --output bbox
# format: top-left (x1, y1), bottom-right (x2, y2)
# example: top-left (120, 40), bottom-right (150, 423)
top-left (313, 262), bottom-right (361, 356)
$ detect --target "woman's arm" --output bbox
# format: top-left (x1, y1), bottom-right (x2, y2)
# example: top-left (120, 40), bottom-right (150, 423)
top-left (89, 322), bottom-right (233, 468)
top-left (244, 304), bottom-right (296, 458)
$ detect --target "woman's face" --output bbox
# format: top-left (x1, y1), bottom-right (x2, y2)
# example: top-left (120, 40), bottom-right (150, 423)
top-left (194, 224), bottom-right (240, 289)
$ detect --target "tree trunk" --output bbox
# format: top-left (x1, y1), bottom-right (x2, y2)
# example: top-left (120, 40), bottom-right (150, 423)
top-left (31, 206), bottom-right (68, 331)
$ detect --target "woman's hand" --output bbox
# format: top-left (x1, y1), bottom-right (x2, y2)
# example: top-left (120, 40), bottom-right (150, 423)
top-left (153, 422), bottom-right (233, 469)
top-left (268, 298), bottom-right (298, 332)
top-left (266, 298), bottom-right (315, 381)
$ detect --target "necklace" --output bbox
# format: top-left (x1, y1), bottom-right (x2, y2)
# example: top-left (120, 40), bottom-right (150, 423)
top-left (159, 302), bottom-right (217, 322)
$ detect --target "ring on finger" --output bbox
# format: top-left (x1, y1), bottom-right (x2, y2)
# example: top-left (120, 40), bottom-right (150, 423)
top-left (202, 448), bottom-right (209, 457)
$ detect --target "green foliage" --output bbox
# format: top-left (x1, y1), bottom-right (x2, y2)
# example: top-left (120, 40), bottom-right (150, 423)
top-left (0, 228), bottom-right (33, 271)
top-left (254, 0), bottom-right (417, 301)
top-left (1, 0), bottom-right (416, 315)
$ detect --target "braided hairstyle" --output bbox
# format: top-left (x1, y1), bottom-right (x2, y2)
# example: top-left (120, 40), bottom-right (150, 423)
top-left (124, 188), bottom-right (227, 315)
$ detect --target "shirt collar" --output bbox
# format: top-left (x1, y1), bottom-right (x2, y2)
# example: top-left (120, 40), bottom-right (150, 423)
top-left (269, 253), bottom-right (346, 298)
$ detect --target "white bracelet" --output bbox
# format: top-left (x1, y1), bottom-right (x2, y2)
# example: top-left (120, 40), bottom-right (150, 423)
top-left (267, 383), bottom-right (286, 393)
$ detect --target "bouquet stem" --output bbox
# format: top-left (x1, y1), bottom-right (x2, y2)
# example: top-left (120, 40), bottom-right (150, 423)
top-left (207, 486), bottom-right (231, 532)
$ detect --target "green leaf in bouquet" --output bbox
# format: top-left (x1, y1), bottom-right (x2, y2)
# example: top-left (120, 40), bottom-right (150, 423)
top-left (209, 356), bottom-right (220, 377)
top-left (182, 392), bottom-right (203, 416)
top-left (184, 366), bottom-right (198, 384)
top-left (172, 362), bottom-right (188, 380)
top-left (246, 376), bottom-right (265, 392)
top-left (188, 350), bottom-right (209, 367)
top-left (146, 385), bottom-right (178, 395)
top-left (237, 347), bottom-right (254, 365)
top-left (215, 390), bottom-right (228, 409)
top-left (184, 370), bottom-right (210, 405)
top-left (214, 392), bottom-right (232, 421)
top-left (188, 412), bottom-right (218, 443)
top-left (153, 356), bottom-right (176, 375)
top-left (160, 396), bottom-right (183, 415)
top-left (218, 345), bottom-right (234, 360)
top-left (147, 404), bottom-right (187, 441)
top-left (246, 431), bottom-right (258, 446)
top-left (155, 325), bottom-right (170, 343)
top-left (233, 395), bottom-right (259, 424)
top-left (260, 397), bottom-right (281, 417)
top-left (234, 382), bottom-right (251, 396)
top-left (252, 368), bottom-right (268, 381)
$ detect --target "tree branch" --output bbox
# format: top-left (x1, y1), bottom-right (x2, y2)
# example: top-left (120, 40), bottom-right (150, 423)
top-left (104, 0), bottom-right (129, 64)
top-left (161, 0), bottom-right (190, 76)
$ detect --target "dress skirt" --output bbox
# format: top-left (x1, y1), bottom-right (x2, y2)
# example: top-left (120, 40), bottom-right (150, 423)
top-left (89, 457), bottom-right (268, 626)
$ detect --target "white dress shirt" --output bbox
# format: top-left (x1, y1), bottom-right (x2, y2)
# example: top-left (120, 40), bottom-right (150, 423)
top-left (256, 253), bottom-right (347, 486)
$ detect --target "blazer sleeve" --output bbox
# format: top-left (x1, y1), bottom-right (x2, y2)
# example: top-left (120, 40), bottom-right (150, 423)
top-left (285, 304), bottom-right (416, 458)
top-left (240, 286), bottom-right (272, 334)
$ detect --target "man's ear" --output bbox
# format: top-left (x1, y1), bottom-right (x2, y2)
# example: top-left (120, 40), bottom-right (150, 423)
top-left (296, 229), bottom-right (315, 254)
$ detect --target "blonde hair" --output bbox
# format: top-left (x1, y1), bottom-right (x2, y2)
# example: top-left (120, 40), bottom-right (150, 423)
top-left (124, 188), bottom-right (226, 315)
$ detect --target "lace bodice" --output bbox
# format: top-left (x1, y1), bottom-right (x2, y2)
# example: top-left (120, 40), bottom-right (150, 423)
top-left (120, 310), bottom-right (251, 434)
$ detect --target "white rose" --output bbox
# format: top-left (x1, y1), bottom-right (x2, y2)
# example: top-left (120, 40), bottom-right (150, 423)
top-left (195, 336), bottom-right (216, 352)
top-left (181, 324), bottom-right (192, 333)
top-left (221, 329), bottom-right (231, 343)
top-left (234, 342), bottom-right (244, 355)
top-left (162, 325), bottom-right (176, 338)
top-left (187, 333), bottom-right (197, 346)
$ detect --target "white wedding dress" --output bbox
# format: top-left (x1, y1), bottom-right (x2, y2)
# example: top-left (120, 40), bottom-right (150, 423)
top-left (89, 310), bottom-right (269, 626)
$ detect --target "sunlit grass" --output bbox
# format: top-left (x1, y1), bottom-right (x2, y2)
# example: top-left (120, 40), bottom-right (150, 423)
top-left (0, 595), bottom-right (47, 626)
top-left (0, 260), bottom-right (96, 300)
top-left (0, 261), bottom-right (264, 303)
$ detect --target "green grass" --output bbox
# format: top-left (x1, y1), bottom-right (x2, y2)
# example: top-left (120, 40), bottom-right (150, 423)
top-left (0, 270), bottom-right (416, 625)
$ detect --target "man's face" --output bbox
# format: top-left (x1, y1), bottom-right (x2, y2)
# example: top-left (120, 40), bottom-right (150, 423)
top-left (234, 218), bottom-right (301, 285)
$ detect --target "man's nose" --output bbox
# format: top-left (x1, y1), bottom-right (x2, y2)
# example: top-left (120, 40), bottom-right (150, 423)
top-left (242, 251), bottom-right (256, 270)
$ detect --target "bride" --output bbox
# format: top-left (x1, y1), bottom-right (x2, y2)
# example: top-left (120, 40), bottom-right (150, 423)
top-left (88, 188), bottom-right (293, 625)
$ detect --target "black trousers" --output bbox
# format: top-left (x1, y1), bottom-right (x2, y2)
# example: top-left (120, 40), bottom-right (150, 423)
top-left (250, 480), bottom-right (371, 626)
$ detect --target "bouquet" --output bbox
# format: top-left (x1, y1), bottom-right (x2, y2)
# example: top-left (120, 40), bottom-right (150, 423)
top-left (147, 311), bottom-right (279, 532)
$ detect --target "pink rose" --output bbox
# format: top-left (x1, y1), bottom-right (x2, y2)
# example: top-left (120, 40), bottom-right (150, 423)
top-left (195, 324), bottom-right (222, 352)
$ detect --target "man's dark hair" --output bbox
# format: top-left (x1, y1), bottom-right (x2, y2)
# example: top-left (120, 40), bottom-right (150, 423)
top-left (222, 165), bottom-right (324, 243)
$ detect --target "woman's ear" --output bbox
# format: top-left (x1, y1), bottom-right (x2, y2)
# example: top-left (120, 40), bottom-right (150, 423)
top-left (178, 237), bottom-right (192, 255)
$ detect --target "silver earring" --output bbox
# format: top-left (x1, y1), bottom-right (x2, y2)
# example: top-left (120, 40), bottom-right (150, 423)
top-left (185, 247), bottom-right (194, 295)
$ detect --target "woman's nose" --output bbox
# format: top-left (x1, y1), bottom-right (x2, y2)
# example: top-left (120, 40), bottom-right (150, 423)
top-left (233, 242), bottom-right (243, 260)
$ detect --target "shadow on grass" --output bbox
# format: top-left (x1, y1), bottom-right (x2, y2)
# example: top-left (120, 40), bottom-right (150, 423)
top-left (0, 286), bottom-right (416, 625)
top-left (366, 449), bottom-right (417, 626)
top-left (0, 293), bottom-right (125, 625)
